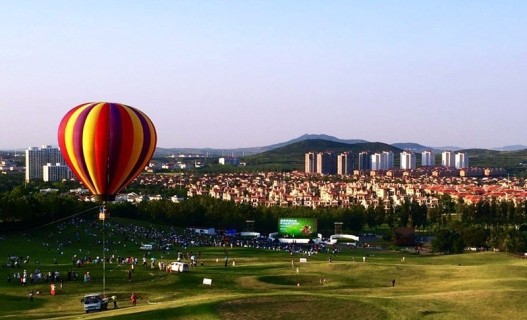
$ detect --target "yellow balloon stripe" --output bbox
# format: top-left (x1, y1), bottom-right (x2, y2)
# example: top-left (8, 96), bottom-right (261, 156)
top-left (64, 104), bottom-right (96, 194)
top-left (83, 103), bottom-right (104, 195)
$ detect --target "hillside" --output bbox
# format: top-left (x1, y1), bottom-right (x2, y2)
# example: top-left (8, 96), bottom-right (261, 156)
top-left (242, 139), bottom-right (402, 170)
top-left (464, 148), bottom-right (527, 173)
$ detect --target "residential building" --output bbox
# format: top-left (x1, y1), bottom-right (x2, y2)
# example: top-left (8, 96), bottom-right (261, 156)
top-left (383, 151), bottom-right (395, 170)
top-left (455, 152), bottom-right (469, 169)
top-left (316, 152), bottom-right (336, 175)
top-left (304, 152), bottom-right (317, 173)
top-left (371, 153), bottom-right (382, 171)
top-left (421, 150), bottom-right (435, 167)
top-left (337, 152), bottom-right (353, 175)
top-left (441, 150), bottom-right (455, 168)
top-left (25, 145), bottom-right (66, 182)
top-left (358, 152), bottom-right (371, 171)
top-left (219, 157), bottom-right (240, 166)
top-left (43, 163), bottom-right (72, 182)
top-left (400, 151), bottom-right (416, 170)
top-left (371, 151), bottom-right (395, 171)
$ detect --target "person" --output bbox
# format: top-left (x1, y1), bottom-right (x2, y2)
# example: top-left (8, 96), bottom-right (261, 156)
top-left (392, 279), bottom-right (396, 287)
top-left (112, 295), bottom-right (118, 309)
top-left (131, 292), bottom-right (137, 306)
top-left (128, 269), bottom-right (132, 282)
top-left (29, 290), bottom-right (34, 302)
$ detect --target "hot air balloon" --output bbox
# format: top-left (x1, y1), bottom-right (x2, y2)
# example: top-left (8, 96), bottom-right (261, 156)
top-left (58, 102), bottom-right (156, 295)
top-left (57, 102), bottom-right (157, 202)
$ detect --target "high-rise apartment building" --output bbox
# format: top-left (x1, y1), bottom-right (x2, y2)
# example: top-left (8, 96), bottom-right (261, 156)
top-left (371, 151), bottom-right (395, 171)
top-left (455, 152), bottom-right (469, 169)
top-left (441, 151), bottom-right (455, 168)
top-left (316, 152), bottom-right (336, 175)
top-left (358, 152), bottom-right (371, 171)
top-left (421, 150), bottom-right (435, 167)
top-left (400, 151), bottom-right (416, 170)
top-left (43, 163), bottom-right (72, 182)
top-left (382, 151), bottom-right (394, 170)
top-left (337, 152), bottom-right (353, 175)
top-left (25, 145), bottom-right (67, 182)
top-left (371, 153), bottom-right (383, 171)
top-left (304, 152), bottom-right (317, 173)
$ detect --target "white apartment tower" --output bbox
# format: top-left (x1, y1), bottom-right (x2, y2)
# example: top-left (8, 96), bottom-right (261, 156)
top-left (371, 151), bottom-right (394, 171)
top-left (382, 151), bottom-right (395, 170)
top-left (371, 153), bottom-right (383, 171)
top-left (400, 151), bottom-right (416, 170)
top-left (43, 163), bottom-right (72, 182)
top-left (316, 152), bottom-right (336, 174)
top-left (304, 152), bottom-right (317, 173)
top-left (25, 145), bottom-right (66, 182)
top-left (421, 150), bottom-right (435, 167)
top-left (455, 152), bottom-right (469, 169)
top-left (337, 152), bottom-right (352, 175)
top-left (441, 150), bottom-right (455, 168)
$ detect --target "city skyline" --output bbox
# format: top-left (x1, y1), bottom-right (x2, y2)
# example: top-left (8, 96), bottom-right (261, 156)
top-left (1, 1), bottom-right (526, 150)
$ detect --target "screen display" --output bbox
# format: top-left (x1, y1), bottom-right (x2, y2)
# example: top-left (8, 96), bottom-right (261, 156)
top-left (278, 218), bottom-right (318, 236)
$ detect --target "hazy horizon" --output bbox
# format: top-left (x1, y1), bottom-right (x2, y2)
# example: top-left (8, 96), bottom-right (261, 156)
top-left (1, 1), bottom-right (526, 150)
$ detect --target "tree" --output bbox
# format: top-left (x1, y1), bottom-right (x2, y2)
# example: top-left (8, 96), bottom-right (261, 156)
top-left (432, 228), bottom-right (465, 254)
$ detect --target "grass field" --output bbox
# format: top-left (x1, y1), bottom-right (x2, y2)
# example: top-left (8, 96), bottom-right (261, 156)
top-left (1, 217), bottom-right (526, 320)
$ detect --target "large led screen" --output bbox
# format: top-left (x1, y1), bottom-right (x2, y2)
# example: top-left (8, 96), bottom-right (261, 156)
top-left (278, 218), bottom-right (318, 237)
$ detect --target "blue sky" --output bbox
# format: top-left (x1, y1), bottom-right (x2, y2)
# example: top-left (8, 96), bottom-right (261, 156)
top-left (1, 1), bottom-right (526, 149)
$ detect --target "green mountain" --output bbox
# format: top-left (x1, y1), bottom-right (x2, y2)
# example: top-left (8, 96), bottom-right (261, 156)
top-left (463, 148), bottom-right (527, 172)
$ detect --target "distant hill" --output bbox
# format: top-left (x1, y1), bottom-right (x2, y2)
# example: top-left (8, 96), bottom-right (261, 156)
top-left (242, 139), bottom-right (402, 170)
top-left (434, 146), bottom-right (463, 151)
top-left (264, 134), bottom-right (368, 150)
top-left (391, 142), bottom-right (433, 152)
top-left (491, 145), bottom-right (527, 151)
top-left (155, 134), bottom-right (368, 157)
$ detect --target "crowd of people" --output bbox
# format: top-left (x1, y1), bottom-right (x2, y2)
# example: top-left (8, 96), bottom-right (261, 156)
top-left (3, 215), bottom-right (344, 311)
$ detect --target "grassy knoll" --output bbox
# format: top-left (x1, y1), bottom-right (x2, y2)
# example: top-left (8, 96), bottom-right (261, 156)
top-left (1, 218), bottom-right (526, 319)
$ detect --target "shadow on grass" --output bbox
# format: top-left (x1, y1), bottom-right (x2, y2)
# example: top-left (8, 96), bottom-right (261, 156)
top-left (102, 302), bottom-right (217, 320)
top-left (0, 293), bottom-right (46, 315)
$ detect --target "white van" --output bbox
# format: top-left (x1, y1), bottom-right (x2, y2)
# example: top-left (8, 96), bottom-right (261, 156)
top-left (140, 244), bottom-right (153, 251)
top-left (170, 262), bottom-right (189, 272)
top-left (82, 293), bottom-right (108, 313)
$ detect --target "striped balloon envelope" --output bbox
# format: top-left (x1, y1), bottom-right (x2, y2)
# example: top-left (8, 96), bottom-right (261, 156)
top-left (58, 102), bottom-right (157, 201)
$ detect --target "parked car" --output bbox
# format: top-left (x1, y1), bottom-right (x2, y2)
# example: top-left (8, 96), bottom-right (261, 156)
top-left (140, 244), bottom-right (154, 251)
top-left (169, 262), bottom-right (189, 273)
top-left (82, 293), bottom-right (108, 313)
